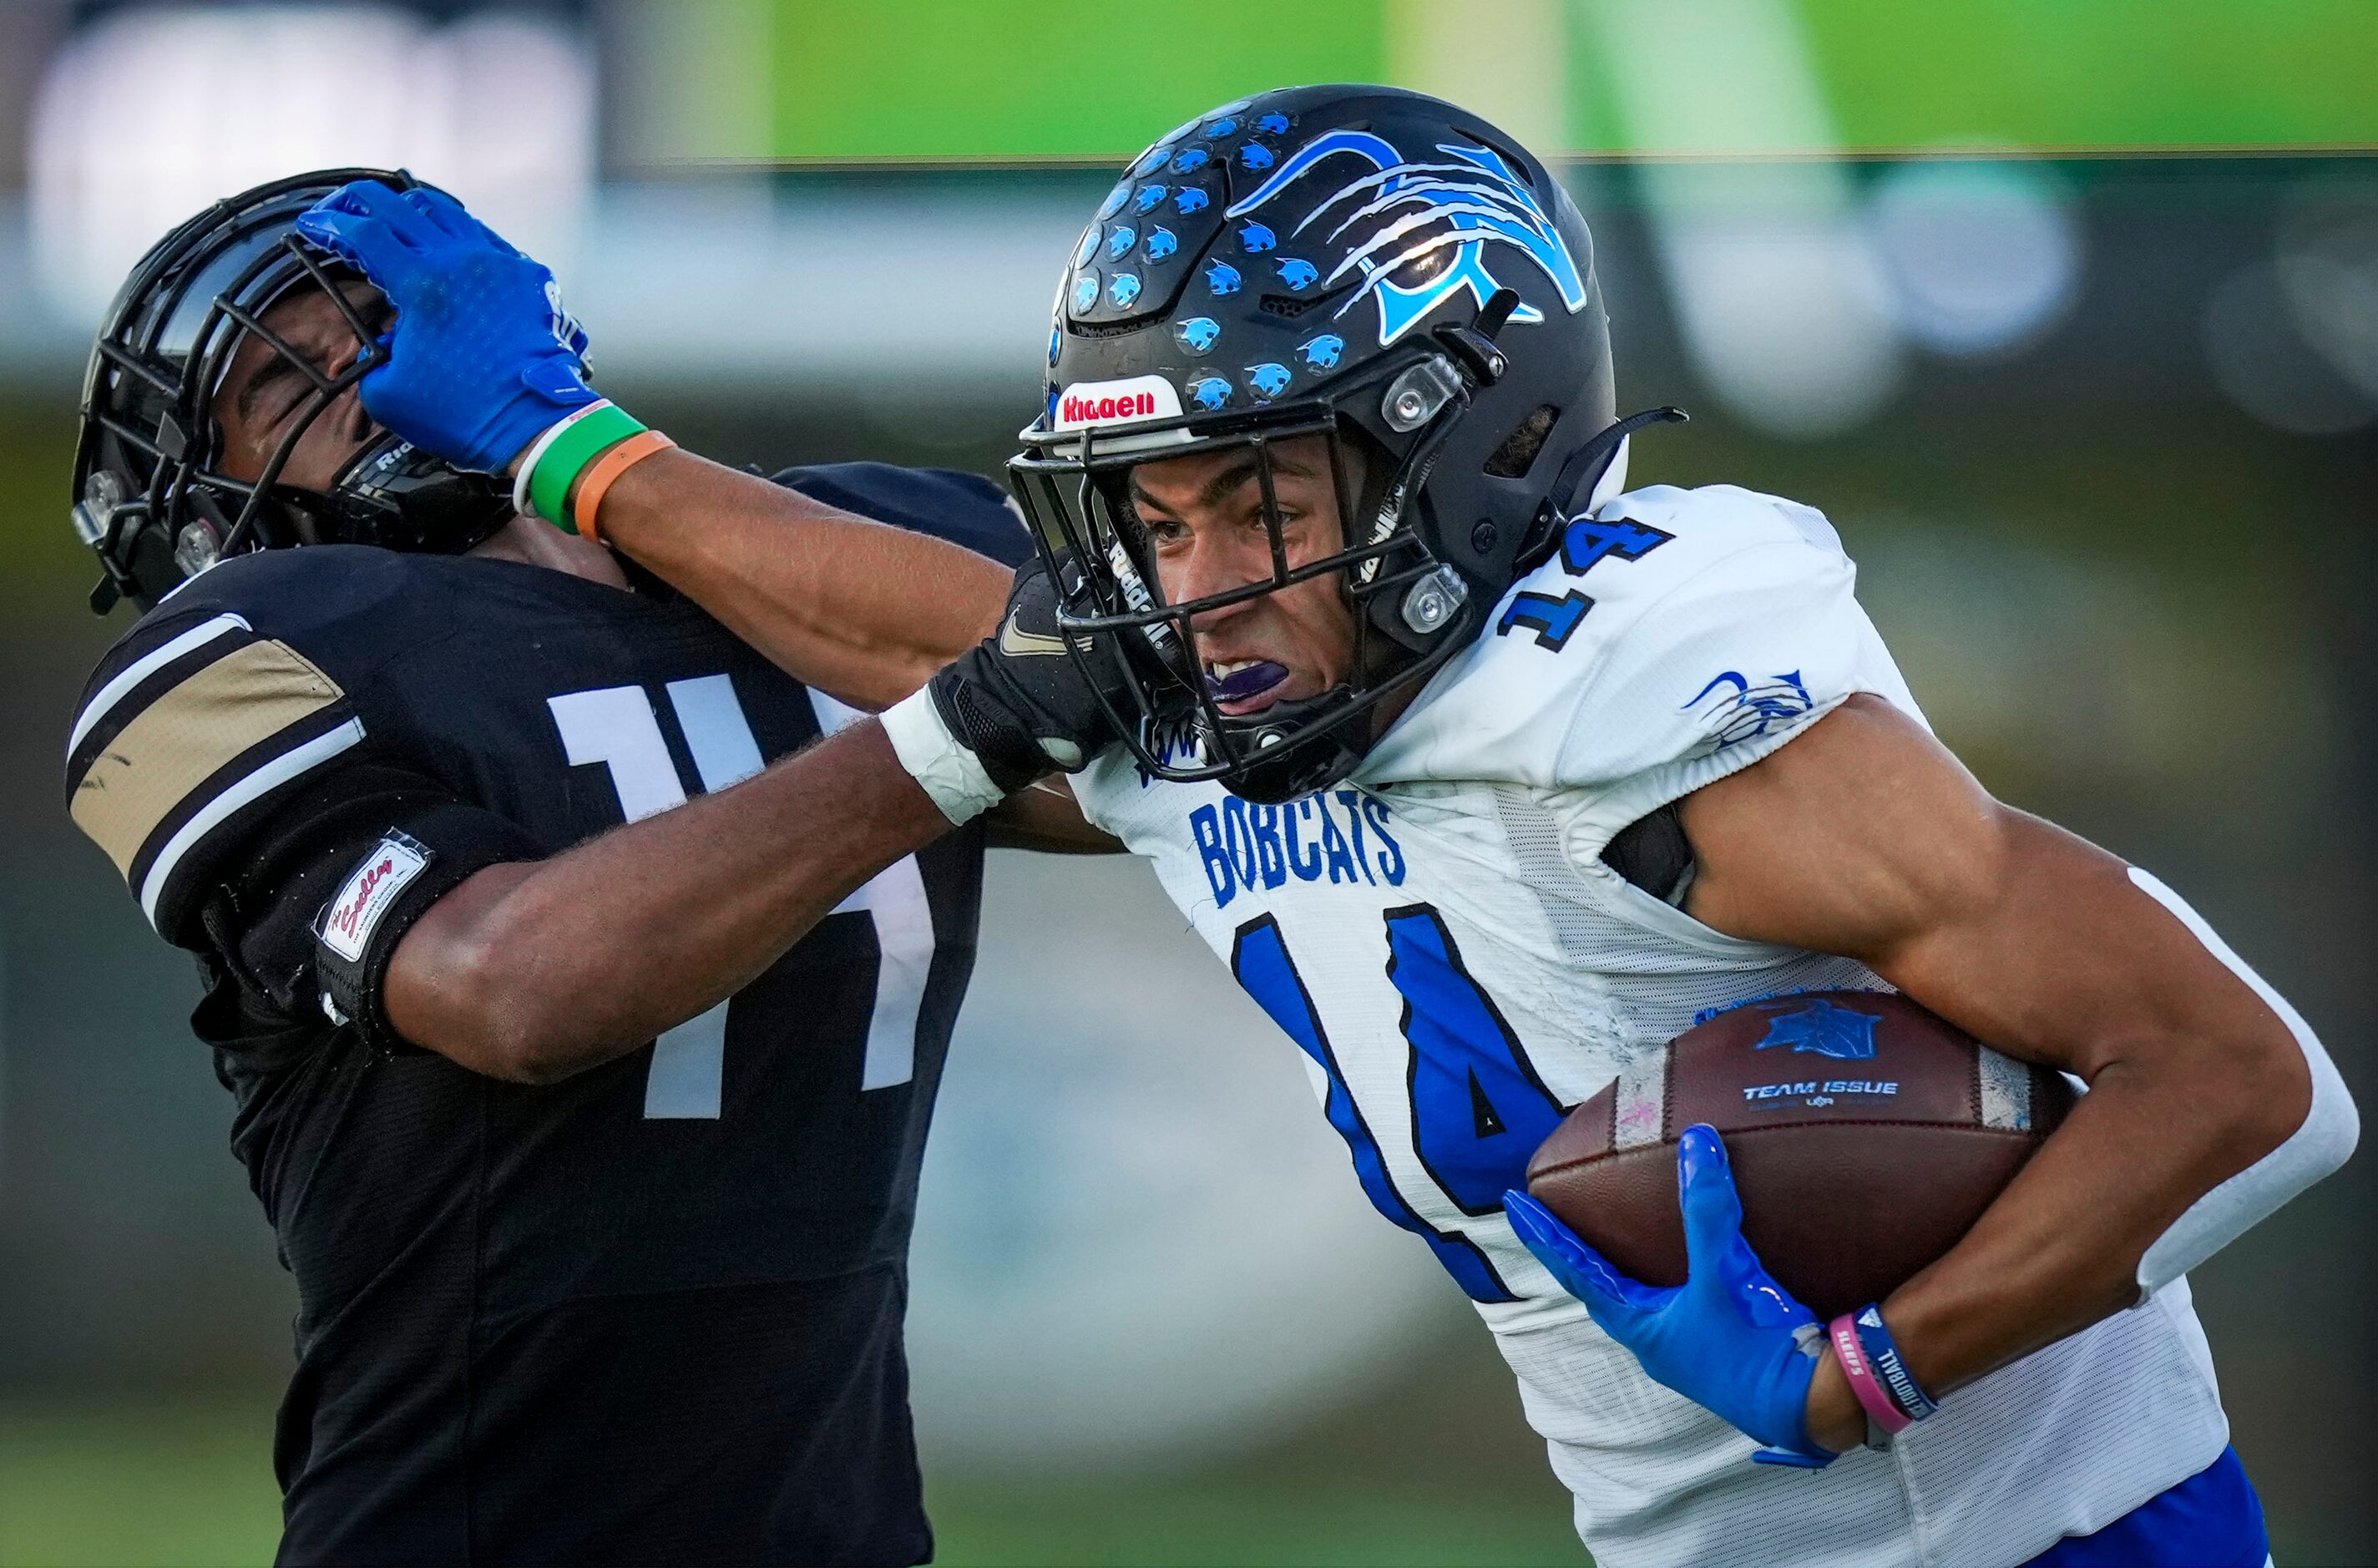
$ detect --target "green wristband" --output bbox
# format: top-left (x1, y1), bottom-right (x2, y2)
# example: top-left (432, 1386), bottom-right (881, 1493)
top-left (529, 402), bottom-right (646, 531)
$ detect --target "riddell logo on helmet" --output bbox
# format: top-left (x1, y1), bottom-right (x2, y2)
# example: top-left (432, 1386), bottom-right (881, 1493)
top-left (1051, 375), bottom-right (1183, 432)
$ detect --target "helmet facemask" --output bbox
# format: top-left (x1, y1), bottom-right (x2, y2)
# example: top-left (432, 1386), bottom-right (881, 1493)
top-left (1009, 331), bottom-right (1496, 805)
top-left (73, 170), bottom-right (512, 612)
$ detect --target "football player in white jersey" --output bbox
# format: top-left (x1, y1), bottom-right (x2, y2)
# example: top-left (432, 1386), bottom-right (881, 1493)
top-left (306, 88), bottom-right (2355, 1568)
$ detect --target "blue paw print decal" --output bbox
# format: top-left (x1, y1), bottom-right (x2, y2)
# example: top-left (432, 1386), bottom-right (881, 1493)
top-left (1105, 225), bottom-right (1136, 261)
top-left (1246, 362), bottom-right (1292, 400)
top-left (1206, 260), bottom-right (1242, 296)
top-left (1275, 257), bottom-right (1318, 291)
top-left (1109, 272), bottom-right (1143, 308)
top-left (1173, 186), bottom-right (1210, 215)
top-left (1204, 116), bottom-right (1239, 139)
top-left (1298, 333), bottom-right (1344, 369)
top-left (1171, 146), bottom-right (1210, 175)
top-left (1072, 274), bottom-right (1100, 314)
top-left (1255, 110), bottom-right (1290, 136)
top-left (1095, 183), bottom-right (1131, 221)
top-left (1238, 221), bottom-right (1276, 253)
top-left (1144, 226), bottom-right (1177, 261)
top-left (1133, 183), bottom-right (1168, 215)
top-left (1176, 316), bottom-right (1221, 353)
top-left (1238, 142), bottom-right (1276, 172)
top-left (1187, 374), bottom-right (1233, 412)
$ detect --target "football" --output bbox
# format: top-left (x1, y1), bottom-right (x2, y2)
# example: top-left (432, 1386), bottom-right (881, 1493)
top-left (1525, 989), bottom-right (2075, 1320)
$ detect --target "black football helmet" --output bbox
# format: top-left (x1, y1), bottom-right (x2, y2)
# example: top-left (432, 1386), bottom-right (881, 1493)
top-left (70, 168), bottom-right (514, 613)
top-left (1009, 84), bottom-right (1677, 803)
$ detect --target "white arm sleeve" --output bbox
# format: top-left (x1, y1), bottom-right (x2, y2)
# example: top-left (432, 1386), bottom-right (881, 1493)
top-left (2128, 866), bottom-right (2360, 1296)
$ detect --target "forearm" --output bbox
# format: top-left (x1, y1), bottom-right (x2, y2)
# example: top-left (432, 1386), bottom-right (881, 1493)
top-left (584, 450), bottom-right (1009, 710)
top-left (387, 721), bottom-right (949, 1080)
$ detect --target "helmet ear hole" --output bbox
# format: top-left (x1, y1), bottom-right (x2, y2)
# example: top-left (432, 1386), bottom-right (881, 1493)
top-left (1483, 403), bottom-right (1560, 479)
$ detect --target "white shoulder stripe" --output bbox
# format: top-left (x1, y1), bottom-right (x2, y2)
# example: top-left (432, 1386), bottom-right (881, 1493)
top-left (68, 614), bottom-right (252, 759)
top-left (138, 715), bottom-right (366, 928)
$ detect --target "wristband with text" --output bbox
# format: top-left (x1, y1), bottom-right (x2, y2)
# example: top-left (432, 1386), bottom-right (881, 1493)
top-left (522, 401), bottom-right (647, 529)
top-left (1829, 1305), bottom-right (1937, 1441)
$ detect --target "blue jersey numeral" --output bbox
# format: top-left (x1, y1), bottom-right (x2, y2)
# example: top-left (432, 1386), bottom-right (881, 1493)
top-left (1232, 904), bottom-right (1567, 1302)
top-left (1557, 515), bottom-right (1672, 575)
top-left (1384, 906), bottom-right (1569, 1216)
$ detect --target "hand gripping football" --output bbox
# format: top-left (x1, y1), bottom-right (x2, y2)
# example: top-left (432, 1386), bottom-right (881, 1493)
top-left (1525, 990), bottom-right (2073, 1320)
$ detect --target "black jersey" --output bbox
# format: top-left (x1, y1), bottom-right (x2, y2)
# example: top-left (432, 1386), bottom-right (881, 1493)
top-left (63, 464), bottom-right (1028, 1567)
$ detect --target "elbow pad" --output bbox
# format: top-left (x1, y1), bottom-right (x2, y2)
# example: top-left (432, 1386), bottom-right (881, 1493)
top-left (2129, 867), bottom-right (2360, 1297)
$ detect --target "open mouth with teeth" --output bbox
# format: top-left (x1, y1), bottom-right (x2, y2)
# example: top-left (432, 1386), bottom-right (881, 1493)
top-left (1204, 658), bottom-right (1292, 715)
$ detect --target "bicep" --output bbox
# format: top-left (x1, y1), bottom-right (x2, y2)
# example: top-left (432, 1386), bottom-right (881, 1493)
top-left (1677, 694), bottom-right (2304, 1090)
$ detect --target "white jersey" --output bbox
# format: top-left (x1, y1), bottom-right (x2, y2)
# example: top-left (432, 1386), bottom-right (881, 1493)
top-left (1072, 483), bottom-right (2229, 1568)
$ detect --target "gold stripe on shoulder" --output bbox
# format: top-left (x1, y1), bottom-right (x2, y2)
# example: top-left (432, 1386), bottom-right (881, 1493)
top-left (70, 640), bottom-right (347, 878)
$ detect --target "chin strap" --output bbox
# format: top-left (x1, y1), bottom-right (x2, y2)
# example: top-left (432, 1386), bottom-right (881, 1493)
top-left (1517, 405), bottom-right (1688, 574)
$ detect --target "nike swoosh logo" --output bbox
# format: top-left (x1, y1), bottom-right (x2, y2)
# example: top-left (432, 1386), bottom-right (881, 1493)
top-left (998, 615), bottom-right (1070, 658)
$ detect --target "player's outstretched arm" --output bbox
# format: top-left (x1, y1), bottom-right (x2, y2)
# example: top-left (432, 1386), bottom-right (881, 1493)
top-left (296, 180), bottom-right (1009, 712)
top-left (1677, 692), bottom-right (2358, 1451)
top-left (384, 561), bottom-right (1121, 1082)
top-left (385, 721), bottom-right (946, 1083)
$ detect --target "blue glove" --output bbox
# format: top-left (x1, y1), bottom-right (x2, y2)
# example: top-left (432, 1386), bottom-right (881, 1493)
top-left (1504, 1125), bottom-right (1835, 1468)
top-left (295, 180), bottom-right (595, 475)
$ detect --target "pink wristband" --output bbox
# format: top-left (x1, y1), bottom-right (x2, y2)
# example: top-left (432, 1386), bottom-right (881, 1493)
top-left (1829, 1313), bottom-right (1914, 1435)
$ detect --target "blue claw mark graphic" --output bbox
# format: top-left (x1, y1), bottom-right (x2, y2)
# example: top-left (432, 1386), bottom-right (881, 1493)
top-left (1096, 183), bottom-right (1131, 221)
top-left (1205, 116), bottom-right (1239, 139)
top-left (1256, 111), bottom-right (1290, 136)
top-left (1176, 316), bottom-right (1222, 353)
top-left (1238, 142), bottom-right (1277, 172)
top-left (1225, 129), bottom-right (1587, 346)
top-left (1144, 226), bottom-right (1178, 261)
top-left (1206, 260), bottom-right (1242, 296)
top-left (1073, 228), bottom-right (1100, 268)
top-left (1105, 225), bottom-right (1136, 261)
top-left (1174, 186), bottom-right (1211, 215)
top-left (1238, 221), bottom-right (1277, 253)
top-left (1134, 183), bottom-right (1168, 215)
top-left (1072, 274), bottom-right (1100, 314)
top-left (1246, 362), bottom-right (1292, 399)
top-left (1276, 257), bottom-right (1319, 291)
top-left (1187, 375), bottom-right (1233, 412)
top-left (1298, 333), bottom-right (1344, 369)
top-left (1109, 272), bottom-right (1143, 308)
top-left (1171, 146), bottom-right (1210, 175)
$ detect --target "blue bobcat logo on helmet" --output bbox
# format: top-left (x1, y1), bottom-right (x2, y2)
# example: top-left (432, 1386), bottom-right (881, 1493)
top-left (1105, 225), bottom-right (1136, 262)
top-left (1275, 257), bottom-right (1319, 291)
top-left (1134, 184), bottom-right (1168, 215)
top-left (1174, 187), bottom-right (1211, 215)
top-left (1072, 275), bottom-right (1100, 314)
top-left (1228, 129), bottom-right (1588, 347)
top-left (1753, 999), bottom-right (1883, 1061)
top-left (1256, 111), bottom-right (1291, 136)
top-left (1073, 228), bottom-right (1099, 268)
top-left (1109, 272), bottom-right (1143, 308)
top-left (1144, 227), bottom-right (1177, 262)
top-left (1205, 260), bottom-right (1242, 296)
top-left (1239, 142), bottom-right (1277, 172)
top-left (1176, 316), bottom-right (1222, 353)
top-left (1172, 146), bottom-right (1210, 175)
top-left (1245, 362), bottom-right (1292, 399)
top-left (1298, 333), bottom-right (1344, 369)
top-left (1187, 374), bottom-right (1233, 412)
top-left (1238, 222), bottom-right (1276, 253)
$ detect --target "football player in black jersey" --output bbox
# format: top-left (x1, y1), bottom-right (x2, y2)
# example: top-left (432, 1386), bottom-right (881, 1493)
top-left (63, 170), bottom-right (1097, 1566)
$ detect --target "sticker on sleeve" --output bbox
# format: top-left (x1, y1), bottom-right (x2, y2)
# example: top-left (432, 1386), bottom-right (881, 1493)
top-left (320, 832), bottom-right (432, 963)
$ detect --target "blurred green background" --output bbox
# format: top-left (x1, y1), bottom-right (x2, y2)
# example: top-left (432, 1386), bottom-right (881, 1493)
top-left (2, 3), bottom-right (2374, 1565)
